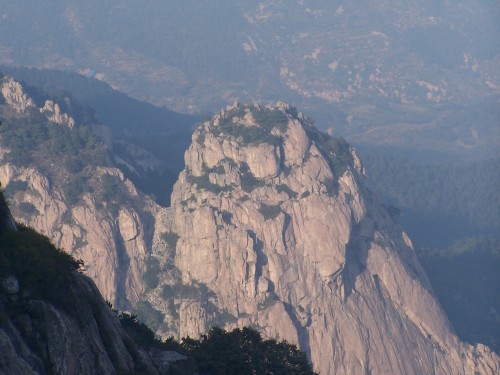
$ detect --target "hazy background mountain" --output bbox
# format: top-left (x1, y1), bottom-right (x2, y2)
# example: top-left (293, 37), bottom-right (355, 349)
top-left (0, 0), bottom-right (498, 157)
top-left (0, 0), bottom-right (498, 353)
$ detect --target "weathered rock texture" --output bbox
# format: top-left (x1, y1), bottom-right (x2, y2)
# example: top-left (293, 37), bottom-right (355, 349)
top-left (0, 77), bottom-right (159, 307)
top-left (0, 164), bottom-right (157, 306)
top-left (0, 190), bottom-right (190, 375)
top-left (148, 103), bottom-right (499, 375)
top-left (0, 274), bottom-right (159, 375)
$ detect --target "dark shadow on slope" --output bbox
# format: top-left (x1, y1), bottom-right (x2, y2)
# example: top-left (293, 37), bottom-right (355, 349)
top-left (282, 212), bottom-right (293, 253)
top-left (114, 229), bottom-right (131, 310)
top-left (282, 301), bottom-right (312, 362)
top-left (342, 219), bottom-right (374, 302)
top-left (247, 230), bottom-right (268, 291)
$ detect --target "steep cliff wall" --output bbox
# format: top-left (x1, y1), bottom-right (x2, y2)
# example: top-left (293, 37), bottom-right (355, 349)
top-left (147, 102), bottom-right (499, 374)
top-left (0, 77), bottom-right (158, 307)
top-left (0, 199), bottom-right (186, 375)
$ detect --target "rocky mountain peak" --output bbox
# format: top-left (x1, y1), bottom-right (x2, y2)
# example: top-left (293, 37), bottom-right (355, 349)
top-left (1, 76), bottom-right (75, 127)
top-left (1, 76), bottom-right (36, 113)
top-left (186, 101), bottom-right (361, 192)
top-left (147, 103), bottom-right (499, 374)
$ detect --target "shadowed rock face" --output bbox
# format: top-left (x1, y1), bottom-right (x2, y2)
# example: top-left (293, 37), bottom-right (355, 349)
top-left (147, 102), bottom-right (499, 375)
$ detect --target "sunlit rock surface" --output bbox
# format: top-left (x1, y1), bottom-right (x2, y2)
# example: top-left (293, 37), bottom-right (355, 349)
top-left (147, 103), bottom-right (499, 375)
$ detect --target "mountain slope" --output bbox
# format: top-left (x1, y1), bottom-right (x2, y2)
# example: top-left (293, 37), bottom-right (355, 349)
top-left (146, 103), bottom-right (499, 374)
top-left (0, 75), bottom-right (158, 308)
top-left (0, 191), bottom-right (188, 375)
top-left (0, 65), bottom-right (196, 206)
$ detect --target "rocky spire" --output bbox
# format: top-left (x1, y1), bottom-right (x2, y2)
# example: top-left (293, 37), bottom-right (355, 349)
top-left (147, 103), bottom-right (499, 374)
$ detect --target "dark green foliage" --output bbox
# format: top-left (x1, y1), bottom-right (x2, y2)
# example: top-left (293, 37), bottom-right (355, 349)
top-left (100, 174), bottom-right (123, 203)
top-left (0, 191), bottom-right (12, 232)
top-left (3, 180), bottom-right (29, 197)
top-left (0, 114), bottom-right (102, 168)
top-left (117, 309), bottom-right (183, 355)
top-left (305, 127), bottom-right (352, 179)
top-left (186, 174), bottom-right (233, 194)
top-left (363, 155), bottom-right (500, 239)
top-left (239, 162), bottom-right (264, 193)
top-left (0, 107), bottom-right (106, 208)
top-left (418, 236), bottom-right (500, 351)
top-left (65, 157), bottom-right (84, 173)
top-left (161, 231), bottom-right (179, 252)
top-left (63, 175), bottom-right (87, 205)
top-left (181, 327), bottom-right (317, 375)
top-left (300, 191), bottom-right (311, 199)
top-left (250, 107), bottom-right (288, 132)
top-left (276, 184), bottom-right (298, 199)
top-left (117, 313), bottom-right (317, 373)
top-left (0, 222), bottom-right (82, 309)
top-left (259, 203), bottom-right (281, 221)
top-left (119, 311), bottom-right (162, 348)
top-left (211, 106), bottom-right (287, 146)
top-left (143, 256), bottom-right (161, 290)
top-left (134, 301), bottom-right (166, 333)
top-left (162, 281), bottom-right (214, 301)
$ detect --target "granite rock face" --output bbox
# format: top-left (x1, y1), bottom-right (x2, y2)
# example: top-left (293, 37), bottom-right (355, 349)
top-left (0, 77), bottom-right (159, 307)
top-left (147, 103), bottom-right (499, 375)
top-left (0, 271), bottom-right (182, 375)
top-left (0, 163), bottom-right (157, 306)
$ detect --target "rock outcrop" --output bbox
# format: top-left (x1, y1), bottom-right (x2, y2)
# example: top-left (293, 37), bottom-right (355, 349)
top-left (1, 77), bottom-right (36, 113)
top-left (147, 103), bottom-right (499, 374)
top-left (0, 163), bottom-right (157, 307)
top-left (0, 198), bottom-right (185, 375)
top-left (0, 77), bottom-right (159, 307)
top-left (1, 77), bottom-right (75, 128)
top-left (40, 100), bottom-right (75, 128)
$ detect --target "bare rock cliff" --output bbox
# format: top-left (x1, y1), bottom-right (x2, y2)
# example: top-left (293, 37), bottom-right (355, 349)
top-left (0, 163), bottom-right (157, 306)
top-left (0, 77), bottom-right (158, 307)
top-left (147, 103), bottom-right (499, 374)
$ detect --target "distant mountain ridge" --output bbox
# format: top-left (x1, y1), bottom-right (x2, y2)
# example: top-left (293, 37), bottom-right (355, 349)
top-left (0, 1), bottom-right (498, 157)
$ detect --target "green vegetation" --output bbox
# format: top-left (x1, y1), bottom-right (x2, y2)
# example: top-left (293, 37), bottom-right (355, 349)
top-left (162, 281), bottom-right (214, 301)
top-left (220, 210), bottom-right (233, 225)
top-left (0, 102), bottom-right (109, 208)
top-left (162, 231), bottom-right (179, 252)
top-left (134, 300), bottom-right (166, 333)
top-left (211, 105), bottom-right (288, 146)
top-left (258, 203), bottom-right (282, 221)
top-left (418, 235), bottom-right (500, 351)
top-left (364, 155), bottom-right (500, 238)
top-left (117, 317), bottom-right (318, 374)
top-left (0, 220), bottom-right (82, 310)
top-left (0, 113), bottom-right (103, 168)
top-left (182, 327), bottom-right (317, 375)
top-left (143, 256), bottom-right (161, 290)
top-left (186, 173), bottom-right (233, 194)
top-left (305, 127), bottom-right (352, 178)
top-left (118, 311), bottom-right (169, 348)
top-left (3, 180), bottom-right (28, 197)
